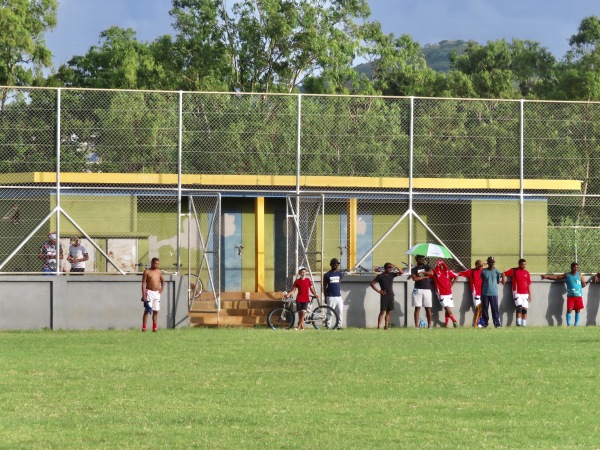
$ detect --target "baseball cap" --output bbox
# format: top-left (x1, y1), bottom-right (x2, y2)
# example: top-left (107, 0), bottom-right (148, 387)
top-left (330, 258), bottom-right (340, 265)
top-left (486, 256), bottom-right (495, 263)
top-left (298, 266), bottom-right (306, 272)
top-left (48, 233), bottom-right (57, 240)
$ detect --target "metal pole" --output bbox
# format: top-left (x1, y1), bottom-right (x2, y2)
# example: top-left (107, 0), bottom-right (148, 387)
top-left (295, 94), bottom-right (302, 271)
top-left (177, 91), bottom-right (183, 274)
top-left (56, 88), bottom-right (62, 275)
top-left (408, 96), bottom-right (415, 251)
top-left (519, 99), bottom-right (524, 258)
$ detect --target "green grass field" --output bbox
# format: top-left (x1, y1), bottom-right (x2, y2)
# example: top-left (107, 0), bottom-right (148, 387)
top-left (1, 326), bottom-right (599, 449)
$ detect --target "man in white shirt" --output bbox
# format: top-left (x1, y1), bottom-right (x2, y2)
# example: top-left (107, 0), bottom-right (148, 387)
top-left (67, 237), bottom-right (89, 273)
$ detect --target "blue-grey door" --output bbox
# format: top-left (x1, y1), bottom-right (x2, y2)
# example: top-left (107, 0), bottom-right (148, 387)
top-left (221, 210), bottom-right (242, 291)
top-left (341, 212), bottom-right (373, 271)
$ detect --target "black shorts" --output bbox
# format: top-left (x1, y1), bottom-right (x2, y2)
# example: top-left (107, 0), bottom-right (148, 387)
top-left (296, 301), bottom-right (309, 312)
top-left (70, 268), bottom-right (84, 274)
top-left (380, 295), bottom-right (395, 312)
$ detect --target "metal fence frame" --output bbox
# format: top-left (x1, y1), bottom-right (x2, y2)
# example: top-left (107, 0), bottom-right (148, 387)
top-left (1, 87), bottom-right (599, 276)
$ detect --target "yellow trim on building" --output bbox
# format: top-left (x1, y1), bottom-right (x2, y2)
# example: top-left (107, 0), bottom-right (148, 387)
top-left (255, 197), bottom-right (265, 292)
top-left (0, 172), bottom-right (582, 191)
top-left (347, 199), bottom-right (357, 270)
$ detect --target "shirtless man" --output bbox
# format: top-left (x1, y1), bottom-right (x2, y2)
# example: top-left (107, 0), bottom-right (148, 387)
top-left (141, 258), bottom-right (165, 332)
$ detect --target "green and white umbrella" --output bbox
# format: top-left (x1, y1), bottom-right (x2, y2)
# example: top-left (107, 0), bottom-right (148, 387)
top-left (405, 243), bottom-right (452, 259)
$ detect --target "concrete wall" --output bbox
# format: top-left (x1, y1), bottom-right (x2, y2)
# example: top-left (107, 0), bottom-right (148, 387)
top-left (2, 275), bottom-right (599, 330)
top-left (340, 276), bottom-right (600, 328)
top-left (0, 274), bottom-right (188, 330)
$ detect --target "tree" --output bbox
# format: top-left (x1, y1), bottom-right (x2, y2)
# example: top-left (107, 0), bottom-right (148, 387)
top-left (169, 0), bottom-right (373, 93)
top-left (449, 39), bottom-right (555, 99)
top-left (47, 27), bottom-right (176, 90)
top-left (0, 0), bottom-right (57, 106)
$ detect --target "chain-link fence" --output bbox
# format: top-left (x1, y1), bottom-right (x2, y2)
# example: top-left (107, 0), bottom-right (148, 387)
top-left (0, 87), bottom-right (597, 279)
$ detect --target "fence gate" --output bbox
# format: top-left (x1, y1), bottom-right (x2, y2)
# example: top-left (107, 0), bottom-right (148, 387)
top-left (286, 194), bottom-right (324, 294)
top-left (187, 193), bottom-right (221, 313)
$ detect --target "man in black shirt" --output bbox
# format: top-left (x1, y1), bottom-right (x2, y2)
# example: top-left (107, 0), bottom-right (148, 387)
top-left (370, 262), bottom-right (402, 329)
top-left (411, 255), bottom-right (433, 329)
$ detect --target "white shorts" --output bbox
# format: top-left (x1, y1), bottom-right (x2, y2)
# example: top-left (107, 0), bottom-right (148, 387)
top-left (146, 290), bottom-right (161, 311)
top-left (412, 289), bottom-right (432, 308)
top-left (438, 294), bottom-right (454, 308)
top-left (514, 294), bottom-right (529, 309)
top-left (472, 294), bottom-right (481, 308)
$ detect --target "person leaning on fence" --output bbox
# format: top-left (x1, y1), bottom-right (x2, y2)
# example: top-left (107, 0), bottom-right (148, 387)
top-left (67, 236), bottom-right (89, 273)
top-left (323, 258), bottom-right (344, 329)
top-left (431, 260), bottom-right (459, 328)
top-left (542, 262), bottom-right (586, 326)
top-left (284, 266), bottom-right (318, 331)
top-left (480, 257), bottom-right (505, 328)
top-left (504, 259), bottom-right (532, 327)
top-left (459, 260), bottom-right (484, 327)
top-left (370, 262), bottom-right (401, 330)
top-left (410, 255), bottom-right (433, 329)
top-left (38, 232), bottom-right (64, 274)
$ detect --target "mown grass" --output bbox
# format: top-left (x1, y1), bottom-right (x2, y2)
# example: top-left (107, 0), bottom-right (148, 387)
top-left (1, 326), bottom-right (599, 449)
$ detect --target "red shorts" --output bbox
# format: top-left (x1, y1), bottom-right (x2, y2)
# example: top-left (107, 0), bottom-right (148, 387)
top-left (567, 296), bottom-right (584, 311)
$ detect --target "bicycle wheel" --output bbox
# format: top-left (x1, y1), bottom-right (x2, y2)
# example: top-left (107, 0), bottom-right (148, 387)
top-left (189, 274), bottom-right (203, 300)
top-left (267, 307), bottom-right (295, 330)
top-left (310, 305), bottom-right (338, 330)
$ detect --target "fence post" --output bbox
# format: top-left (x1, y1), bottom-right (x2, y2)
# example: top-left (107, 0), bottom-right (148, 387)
top-left (520, 99), bottom-right (524, 259)
top-left (177, 91), bottom-right (183, 274)
top-left (55, 88), bottom-right (61, 275)
top-left (408, 96), bottom-right (414, 251)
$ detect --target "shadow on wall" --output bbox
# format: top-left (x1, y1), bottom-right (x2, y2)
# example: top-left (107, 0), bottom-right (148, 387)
top-left (458, 287), bottom-right (474, 327)
top-left (345, 283), bottom-right (368, 328)
top-left (499, 284), bottom-right (515, 327)
top-left (587, 281), bottom-right (600, 326)
top-left (545, 282), bottom-right (566, 326)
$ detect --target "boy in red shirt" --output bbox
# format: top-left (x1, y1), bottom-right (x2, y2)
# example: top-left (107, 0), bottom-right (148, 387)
top-left (284, 266), bottom-right (318, 330)
top-left (459, 260), bottom-right (484, 327)
top-left (431, 260), bottom-right (459, 327)
top-left (503, 259), bottom-right (532, 326)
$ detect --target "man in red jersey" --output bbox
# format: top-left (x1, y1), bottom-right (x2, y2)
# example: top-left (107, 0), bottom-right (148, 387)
top-left (459, 260), bottom-right (484, 327)
top-left (284, 266), bottom-right (318, 330)
top-left (431, 260), bottom-right (459, 328)
top-left (503, 259), bottom-right (532, 326)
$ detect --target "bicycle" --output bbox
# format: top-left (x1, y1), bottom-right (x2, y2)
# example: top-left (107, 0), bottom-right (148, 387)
top-left (267, 295), bottom-right (339, 330)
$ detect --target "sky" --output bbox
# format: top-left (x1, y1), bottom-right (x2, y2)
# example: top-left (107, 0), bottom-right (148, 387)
top-left (45, 0), bottom-right (600, 67)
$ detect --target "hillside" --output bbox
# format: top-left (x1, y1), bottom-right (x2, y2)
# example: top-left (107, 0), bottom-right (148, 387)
top-left (354, 39), bottom-right (469, 78)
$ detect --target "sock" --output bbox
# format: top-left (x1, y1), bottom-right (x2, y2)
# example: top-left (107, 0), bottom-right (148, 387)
top-left (522, 319), bottom-right (526, 327)
top-left (516, 317), bottom-right (522, 326)
top-left (449, 313), bottom-right (456, 323)
top-left (575, 312), bottom-right (581, 326)
top-left (445, 312), bottom-right (449, 326)
top-left (566, 313), bottom-right (572, 326)
top-left (152, 324), bottom-right (157, 331)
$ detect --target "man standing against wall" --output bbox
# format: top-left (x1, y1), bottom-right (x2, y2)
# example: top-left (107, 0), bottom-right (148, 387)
top-left (67, 237), bottom-right (89, 273)
top-left (431, 260), bottom-right (459, 327)
top-left (481, 257), bottom-right (505, 328)
top-left (324, 258), bottom-right (344, 329)
top-left (370, 262), bottom-right (402, 329)
top-left (410, 255), bottom-right (433, 329)
top-left (38, 232), bottom-right (63, 274)
top-left (141, 257), bottom-right (164, 332)
top-left (459, 260), bottom-right (484, 327)
top-left (543, 262), bottom-right (586, 326)
top-left (504, 259), bottom-right (532, 327)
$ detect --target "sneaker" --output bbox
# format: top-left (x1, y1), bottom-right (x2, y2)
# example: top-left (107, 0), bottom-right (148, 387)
top-left (477, 324), bottom-right (483, 328)
top-left (453, 321), bottom-right (458, 328)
